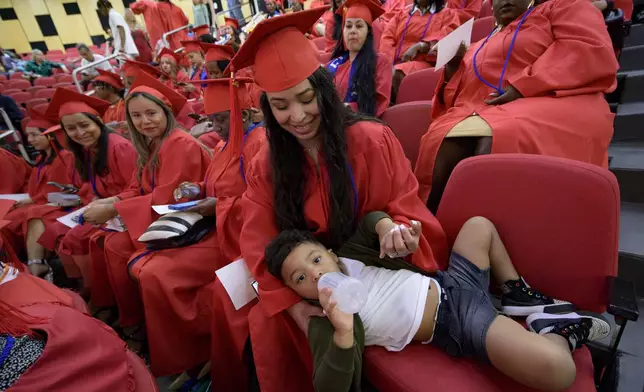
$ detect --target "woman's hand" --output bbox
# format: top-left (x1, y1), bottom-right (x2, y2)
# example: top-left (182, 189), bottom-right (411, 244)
top-left (12, 197), bottom-right (33, 209)
top-left (174, 182), bottom-right (201, 201)
top-left (445, 41), bottom-right (468, 82)
top-left (401, 43), bottom-right (421, 62)
top-left (82, 204), bottom-right (118, 226)
top-left (319, 287), bottom-right (354, 349)
top-left (378, 219), bottom-right (422, 259)
top-left (183, 197), bottom-right (217, 217)
top-left (485, 85), bottom-right (523, 105)
top-left (286, 300), bottom-right (325, 337)
top-left (87, 197), bottom-right (118, 207)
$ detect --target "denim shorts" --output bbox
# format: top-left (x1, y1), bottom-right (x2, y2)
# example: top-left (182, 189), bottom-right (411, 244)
top-left (431, 252), bottom-right (498, 363)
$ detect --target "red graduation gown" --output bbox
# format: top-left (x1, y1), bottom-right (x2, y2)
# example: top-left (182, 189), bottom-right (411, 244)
top-left (197, 132), bottom-right (222, 151)
top-left (380, 0), bottom-right (412, 25)
top-left (332, 53), bottom-right (393, 117)
top-left (414, 0), bottom-right (618, 202)
top-left (0, 148), bottom-right (30, 194)
top-left (125, 127), bottom-right (265, 377)
top-left (130, 0), bottom-right (189, 50)
top-left (324, 18), bottom-right (385, 54)
top-left (447, 0), bottom-right (483, 22)
top-left (380, 5), bottom-right (460, 75)
top-left (97, 130), bottom-right (211, 328)
top-left (103, 100), bottom-right (129, 136)
top-left (241, 121), bottom-right (447, 392)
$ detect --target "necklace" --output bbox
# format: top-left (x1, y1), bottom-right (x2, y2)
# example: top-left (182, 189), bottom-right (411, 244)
top-left (304, 144), bottom-right (319, 153)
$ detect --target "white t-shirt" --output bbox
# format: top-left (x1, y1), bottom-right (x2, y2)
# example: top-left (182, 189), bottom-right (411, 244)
top-left (109, 9), bottom-right (139, 57)
top-left (80, 54), bottom-right (114, 76)
top-left (339, 257), bottom-right (431, 351)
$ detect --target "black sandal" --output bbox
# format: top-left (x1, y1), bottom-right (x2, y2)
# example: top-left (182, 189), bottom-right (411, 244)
top-left (121, 324), bottom-right (149, 359)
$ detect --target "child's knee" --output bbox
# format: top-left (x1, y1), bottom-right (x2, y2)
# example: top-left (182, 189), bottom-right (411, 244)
top-left (533, 347), bottom-right (576, 391)
top-left (452, 217), bottom-right (494, 259)
top-left (462, 216), bottom-right (495, 233)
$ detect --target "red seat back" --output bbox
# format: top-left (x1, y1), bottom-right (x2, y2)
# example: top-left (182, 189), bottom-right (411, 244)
top-left (3, 89), bottom-right (21, 95)
top-left (472, 16), bottom-right (495, 43)
top-left (54, 74), bottom-right (73, 84)
top-left (54, 83), bottom-right (78, 91)
top-left (7, 91), bottom-right (32, 105)
top-left (380, 101), bottom-right (432, 167)
top-left (32, 103), bottom-right (49, 115)
top-left (0, 74), bottom-right (7, 81)
top-left (9, 72), bottom-right (24, 80)
top-left (34, 88), bottom-right (56, 100)
top-left (27, 86), bottom-right (46, 96)
top-left (34, 77), bottom-right (57, 87)
top-left (396, 67), bottom-right (441, 104)
top-left (47, 50), bottom-right (64, 56)
top-left (437, 154), bottom-right (619, 312)
top-left (478, 0), bottom-right (493, 18)
top-left (7, 80), bottom-right (31, 90)
top-left (25, 98), bottom-right (48, 110)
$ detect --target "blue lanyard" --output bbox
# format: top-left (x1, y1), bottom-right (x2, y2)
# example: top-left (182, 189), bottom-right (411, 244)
top-left (394, 10), bottom-right (434, 64)
top-left (238, 122), bottom-right (263, 184)
top-left (326, 54), bottom-right (359, 103)
top-left (37, 163), bottom-right (44, 183)
top-left (472, 7), bottom-right (534, 95)
top-left (0, 335), bottom-right (16, 368)
top-left (86, 153), bottom-right (104, 199)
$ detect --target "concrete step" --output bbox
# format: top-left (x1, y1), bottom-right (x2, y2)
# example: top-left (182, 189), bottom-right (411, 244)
top-left (625, 23), bottom-right (644, 48)
top-left (609, 142), bottom-right (644, 203)
top-left (619, 44), bottom-right (644, 71)
top-left (618, 203), bottom-right (644, 297)
top-left (613, 102), bottom-right (644, 142)
top-left (617, 69), bottom-right (644, 103)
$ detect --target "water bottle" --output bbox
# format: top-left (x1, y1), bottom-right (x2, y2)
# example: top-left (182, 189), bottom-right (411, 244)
top-left (317, 272), bottom-right (367, 314)
top-left (174, 183), bottom-right (201, 201)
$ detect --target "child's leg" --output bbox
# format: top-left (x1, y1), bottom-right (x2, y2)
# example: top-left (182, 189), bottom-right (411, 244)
top-left (451, 216), bottom-right (520, 284)
top-left (485, 316), bottom-right (576, 391)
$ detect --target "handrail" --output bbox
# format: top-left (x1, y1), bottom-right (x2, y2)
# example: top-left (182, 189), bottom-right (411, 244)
top-left (162, 24), bottom-right (193, 48)
top-left (0, 108), bottom-right (34, 164)
top-left (215, 2), bottom-right (254, 21)
top-left (71, 53), bottom-right (124, 93)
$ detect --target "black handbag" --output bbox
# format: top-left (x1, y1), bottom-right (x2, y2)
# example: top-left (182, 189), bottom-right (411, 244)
top-left (138, 212), bottom-right (216, 251)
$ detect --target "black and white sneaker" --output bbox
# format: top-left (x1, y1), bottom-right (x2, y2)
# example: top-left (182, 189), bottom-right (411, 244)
top-left (526, 312), bottom-right (611, 351)
top-left (499, 277), bottom-right (576, 316)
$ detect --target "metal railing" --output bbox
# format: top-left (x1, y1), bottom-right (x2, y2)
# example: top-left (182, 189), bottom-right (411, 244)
top-left (215, 1), bottom-right (255, 22)
top-left (162, 25), bottom-right (194, 48)
top-left (71, 53), bottom-right (126, 93)
top-left (0, 108), bottom-right (34, 164)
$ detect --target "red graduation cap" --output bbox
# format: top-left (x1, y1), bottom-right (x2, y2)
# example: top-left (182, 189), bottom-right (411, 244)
top-left (190, 77), bottom-right (253, 114)
top-left (180, 40), bottom-right (204, 54)
top-left (337, 0), bottom-right (384, 25)
top-left (200, 43), bottom-right (235, 63)
top-left (228, 8), bottom-right (326, 92)
top-left (158, 47), bottom-right (183, 64)
top-left (45, 88), bottom-right (111, 122)
top-left (122, 59), bottom-right (166, 78)
top-left (224, 17), bottom-right (240, 30)
top-left (26, 105), bottom-right (56, 130)
top-left (127, 70), bottom-right (188, 116)
top-left (95, 69), bottom-right (125, 90)
top-left (192, 24), bottom-right (211, 37)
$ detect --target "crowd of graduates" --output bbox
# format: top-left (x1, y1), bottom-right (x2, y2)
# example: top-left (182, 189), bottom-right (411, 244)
top-left (0, 0), bottom-right (627, 389)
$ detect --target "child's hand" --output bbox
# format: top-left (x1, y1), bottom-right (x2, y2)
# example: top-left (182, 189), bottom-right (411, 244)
top-left (379, 220), bottom-right (423, 259)
top-left (319, 287), bottom-right (354, 335)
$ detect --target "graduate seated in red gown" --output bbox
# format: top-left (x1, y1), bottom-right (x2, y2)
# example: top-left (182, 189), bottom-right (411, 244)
top-left (380, 0), bottom-right (460, 101)
top-left (0, 262), bottom-right (158, 392)
top-left (326, 0), bottom-right (393, 117)
top-left (447, 0), bottom-right (483, 22)
top-left (226, 9), bottom-right (447, 391)
top-left (0, 149), bottom-right (30, 195)
top-left (157, 48), bottom-right (197, 100)
top-left (219, 17), bottom-right (243, 52)
top-left (180, 41), bottom-right (207, 95)
top-left (265, 215), bottom-right (611, 391)
top-left (414, 0), bottom-right (619, 213)
top-left (94, 69), bottom-right (128, 135)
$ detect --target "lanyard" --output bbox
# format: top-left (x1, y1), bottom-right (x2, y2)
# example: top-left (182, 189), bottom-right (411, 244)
top-left (0, 335), bottom-right (15, 368)
top-left (472, 7), bottom-right (534, 95)
top-left (326, 54), bottom-right (359, 103)
top-left (37, 163), bottom-right (44, 183)
top-left (86, 153), bottom-right (104, 199)
top-left (238, 122), bottom-right (263, 184)
top-left (394, 10), bottom-right (435, 64)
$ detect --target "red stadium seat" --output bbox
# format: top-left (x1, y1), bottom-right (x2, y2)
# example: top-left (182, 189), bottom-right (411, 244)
top-left (0, 74), bottom-right (6, 81)
top-left (53, 83), bottom-right (77, 91)
top-left (35, 88), bottom-right (56, 100)
top-left (7, 80), bottom-right (31, 91)
top-left (472, 16), bottom-right (495, 43)
top-left (3, 89), bottom-right (21, 95)
top-left (47, 50), bottom-right (64, 56)
top-left (478, 0), bottom-right (493, 18)
top-left (380, 101), bottom-right (431, 167)
top-left (25, 98), bottom-right (48, 110)
top-left (0, 85), bottom-right (4, 94)
top-left (396, 67), bottom-right (442, 104)
top-left (9, 72), bottom-right (24, 80)
top-left (34, 77), bottom-right (57, 88)
top-left (191, 100), bottom-right (205, 115)
top-left (8, 91), bottom-right (32, 106)
top-left (54, 74), bottom-right (73, 84)
top-left (52, 68), bottom-right (64, 75)
top-left (32, 103), bottom-right (49, 114)
top-left (365, 154), bottom-right (620, 392)
top-left (27, 86), bottom-right (47, 96)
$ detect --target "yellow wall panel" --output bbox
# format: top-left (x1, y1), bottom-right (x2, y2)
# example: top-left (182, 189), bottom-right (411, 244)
top-left (44, 36), bottom-right (64, 52)
top-left (78, 0), bottom-right (108, 36)
top-left (25, 0), bottom-right (49, 16)
top-left (13, 0), bottom-right (45, 42)
top-left (0, 0), bottom-right (12, 8)
top-left (0, 20), bottom-right (31, 54)
top-left (45, 1), bottom-right (92, 46)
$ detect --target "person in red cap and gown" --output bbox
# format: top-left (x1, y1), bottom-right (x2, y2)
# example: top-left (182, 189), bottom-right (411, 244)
top-left (188, 24), bottom-right (211, 40)
top-left (181, 41), bottom-right (207, 95)
top-left (79, 71), bottom-right (211, 355)
top-left (1, 107), bottom-right (74, 261)
top-left (21, 89), bottom-right (135, 283)
top-left (0, 149), bottom-right (30, 195)
top-left (327, 0), bottom-right (392, 116)
top-left (227, 9), bottom-right (447, 392)
top-left (414, 0), bottom-right (619, 213)
top-left (94, 69), bottom-right (128, 135)
top-left (219, 17), bottom-right (243, 52)
top-left (130, 0), bottom-right (189, 50)
top-left (157, 48), bottom-right (198, 99)
top-left (380, 0), bottom-right (460, 99)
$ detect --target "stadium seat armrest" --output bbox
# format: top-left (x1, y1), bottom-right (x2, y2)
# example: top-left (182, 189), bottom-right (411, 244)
top-left (607, 276), bottom-right (639, 323)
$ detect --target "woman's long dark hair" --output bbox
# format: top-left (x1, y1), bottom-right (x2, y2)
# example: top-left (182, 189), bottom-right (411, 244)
top-left (62, 113), bottom-right (112, 181)
top-left (35, 129), bottom-right (63, 166)
top-left (331, 27), bottom-right (377, 116)
top-left (419, 0), bottom-right (446, 11)
top-left (332, 1), bottom-right (343, 41)
top-left (260, 67), bottom-right (377, 249)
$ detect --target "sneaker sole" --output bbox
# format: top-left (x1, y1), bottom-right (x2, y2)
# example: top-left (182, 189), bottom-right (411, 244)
top-left (527, 312), bottom-right (582, 333)
top-left (501, 303), bottom-right (577, 317)
top-left (526, 312), bottom-right (612, 342)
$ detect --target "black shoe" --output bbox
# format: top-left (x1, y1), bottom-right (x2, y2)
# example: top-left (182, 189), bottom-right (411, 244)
top-left (499, 277), bottom-right (576, 316)
top-left (527, 311), bottom-right (611, 351)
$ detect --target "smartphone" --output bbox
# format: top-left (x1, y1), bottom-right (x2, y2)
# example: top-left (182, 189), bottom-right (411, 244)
top-left (187, 113), bottom-right (203, 121)
top-left (47, 181), bottom-right (79, 193)
top-left (168, 201), bottom-right (200, 211)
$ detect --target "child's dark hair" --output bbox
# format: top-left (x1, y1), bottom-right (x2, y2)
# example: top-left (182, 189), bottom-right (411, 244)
top-left (265, 230), bottom-right (323, 280)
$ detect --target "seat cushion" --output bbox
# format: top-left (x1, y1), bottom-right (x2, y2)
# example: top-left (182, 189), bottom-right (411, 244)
top-left (365, 342), bottom-right (595, 392)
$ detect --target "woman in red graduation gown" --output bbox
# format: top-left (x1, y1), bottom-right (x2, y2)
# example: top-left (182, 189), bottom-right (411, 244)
top-left (228, 9), bottom-right (447, 392)
top-left (447, 0), bottom-right (482, 22)
top-left (324, 0), bottom-right (385, 53)
top-left (157, 48), bottom-right (197, 99)
top-left (1, 107), bottom-right (74, 260)
top-left (122, 77), bottom-right (265, 378)
top-left (0, 149), bottom-right (30, 195)
top-left (130, 0), bottom-right (189, 51)
top-left (94, 69), bottom-right (128, 136)
top-left (179, 41), bottom-right (206, 98)
top-left (22, 89), bottom-right (135, 282)
top-left (414, 0), bottom-right (619, 212)
top-left (380, 0), bottom-right (460, 99)
top-left (0, 262), bottom-right (158, 391)
top-left (327, 0), bottom-right (392, 116)
top-left (79, 71), bottom-right (211, 353)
